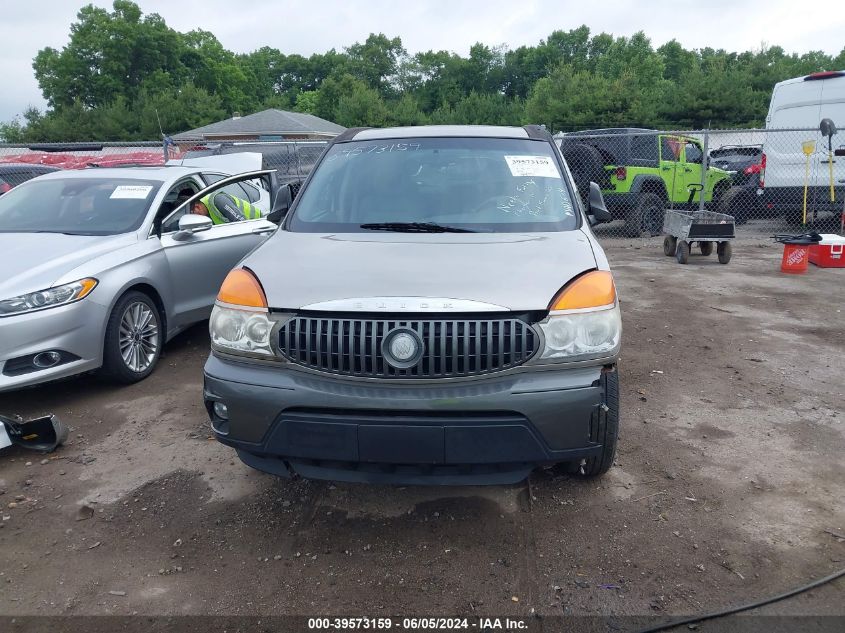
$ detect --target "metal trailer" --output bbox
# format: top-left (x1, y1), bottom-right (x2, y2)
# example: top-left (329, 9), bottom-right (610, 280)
top-left (662, 209), bottom-right (735, 264)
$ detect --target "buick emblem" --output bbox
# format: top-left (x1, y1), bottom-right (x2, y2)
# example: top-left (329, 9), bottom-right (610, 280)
top-left (382, 328), bottom-right (424, 369)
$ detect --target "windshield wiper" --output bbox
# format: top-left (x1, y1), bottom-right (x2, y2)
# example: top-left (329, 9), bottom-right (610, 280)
top-left (359, 222), bottom-right (476, 233)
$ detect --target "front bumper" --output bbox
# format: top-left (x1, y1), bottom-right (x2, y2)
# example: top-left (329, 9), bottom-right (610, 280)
top-left (0, 299), bottom-right (107, 392)
top-left (204, 354), bottom-right (613, 485)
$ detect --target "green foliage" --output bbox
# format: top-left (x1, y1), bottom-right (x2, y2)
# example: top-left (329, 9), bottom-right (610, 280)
top-left (7, 1), bottom-right (845, 142)
top-left (294, 91), bottom-right (319, 114)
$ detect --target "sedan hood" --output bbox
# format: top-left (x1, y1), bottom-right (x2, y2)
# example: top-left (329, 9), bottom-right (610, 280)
top-left (245, 230), bottom-right (598, 312)
top-left (0, 232), bottom-right (133, 299)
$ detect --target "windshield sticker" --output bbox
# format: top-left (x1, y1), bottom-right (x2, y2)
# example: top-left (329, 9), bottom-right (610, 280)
top-left (504, 155), bottom-right (560, 178)
top-left (110, 185), bottom-right (153, 199)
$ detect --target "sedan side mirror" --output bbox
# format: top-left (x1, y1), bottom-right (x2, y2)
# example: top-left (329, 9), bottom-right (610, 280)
top-left (178, 213), bottom-right (213, 233)
top-left (266, 183), bottom-right (293, 224)
top-left (588, 182), bottom-right (613, 225)
top-left (172, 213), bottom-right (213, 240)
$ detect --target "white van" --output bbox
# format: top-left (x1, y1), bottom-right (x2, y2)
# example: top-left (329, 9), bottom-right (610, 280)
top-left (762, 71), bottom-right (845, 224)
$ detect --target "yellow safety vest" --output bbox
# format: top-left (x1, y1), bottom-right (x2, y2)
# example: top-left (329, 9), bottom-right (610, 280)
top-left (202, 193), bottom-right (262, 225)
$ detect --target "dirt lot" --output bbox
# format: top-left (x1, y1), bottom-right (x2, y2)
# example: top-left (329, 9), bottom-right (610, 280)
top-left (1, 242), bottom-right (843, 625)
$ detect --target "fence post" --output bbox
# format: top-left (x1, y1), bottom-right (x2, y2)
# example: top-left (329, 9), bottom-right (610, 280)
top-left (699, 128), bottom-right (709, 212)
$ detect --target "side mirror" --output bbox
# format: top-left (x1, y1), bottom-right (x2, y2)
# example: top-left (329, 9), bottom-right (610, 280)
top-left (587, 182), bottom-right (612, 225)
top-left (174, 213), bottom-right (212, 238)
top-left (820, 118), bottom-right (837, 138)
top-left (267, 183), bottom-right (293, 224)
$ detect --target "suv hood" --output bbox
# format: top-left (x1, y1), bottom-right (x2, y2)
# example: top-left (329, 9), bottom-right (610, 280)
top-left (245, 230), bottom-right (598, 312)
top-left (0, 232), bottom-right (132, 299)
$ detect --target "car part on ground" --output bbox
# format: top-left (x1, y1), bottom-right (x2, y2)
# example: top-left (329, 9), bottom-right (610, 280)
top-left (0, 413), bottom-right (68, 453)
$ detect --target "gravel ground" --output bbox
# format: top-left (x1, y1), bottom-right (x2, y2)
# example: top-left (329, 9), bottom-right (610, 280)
top-left (0, 242), bottom-right (843, 626)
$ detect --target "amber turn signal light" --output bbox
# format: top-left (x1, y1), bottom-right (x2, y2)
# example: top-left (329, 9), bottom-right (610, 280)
top-left (550, 271), bottom-right (616, 311)
top-left (217, 268), bottom-right (267, 308)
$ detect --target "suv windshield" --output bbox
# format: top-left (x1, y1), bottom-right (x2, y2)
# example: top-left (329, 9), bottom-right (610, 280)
top-left (288, 137), bottom-right (578, 233)
top-left (0, 177), bottom-right (162, 235)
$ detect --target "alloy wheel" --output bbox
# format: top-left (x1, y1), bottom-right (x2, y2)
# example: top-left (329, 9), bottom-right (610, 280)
top-left (118, 302), bottom-right (159, 373)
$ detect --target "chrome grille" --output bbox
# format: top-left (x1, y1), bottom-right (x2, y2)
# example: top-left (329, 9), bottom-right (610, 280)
top-left (278, 316), bottom-right (538, 378)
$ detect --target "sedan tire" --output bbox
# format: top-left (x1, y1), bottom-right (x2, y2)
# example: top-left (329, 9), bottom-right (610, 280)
top-left (100, 291), bottom-right (162, 384)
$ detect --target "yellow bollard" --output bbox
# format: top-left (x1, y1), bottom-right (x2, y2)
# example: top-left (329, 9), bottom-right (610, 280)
top-left (802, 140), bottom-right (816, 225)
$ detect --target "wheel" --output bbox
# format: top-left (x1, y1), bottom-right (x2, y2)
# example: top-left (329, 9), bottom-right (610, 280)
top-left (716, 186), bottom-right (752, 225)
top-left (663, 235), bottom-right (677, 256)
top-left (562, 144), bottom-right (605, 206)
top-left (573, 370), bottom-right (619, 478)
top-left (100, 291), bottom-right (162, 384)
top-left (624, 192), bottom-right (664, 237)
top-left (717, 241), bottom-right (732, 264)
top-left (675, 240), bottom-right (690, 264)
top-left (699, 241), bottom-right (714, 256)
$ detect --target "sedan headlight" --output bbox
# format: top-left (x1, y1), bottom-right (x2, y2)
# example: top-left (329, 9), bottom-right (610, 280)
top-left (210, 304), bottom-right (278, 357)
top-left (536, 304), bottom-right (621, 362)
top-left (0, 278), bottom-right (98, 316)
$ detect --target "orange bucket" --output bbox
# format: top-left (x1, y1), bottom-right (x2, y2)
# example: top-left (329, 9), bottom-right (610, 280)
top-left (781, 243), bottom-right (809, 274)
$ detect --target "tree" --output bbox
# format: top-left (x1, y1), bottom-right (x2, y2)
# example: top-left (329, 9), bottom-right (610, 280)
top-left (345, 34), bottom-right (406, 94)
top-left (34, 1), bottom-right (184, 109)
top-left (8, 8), bottom-right (843, 141)
top-left (386, 94), bottom-right (427, 126)
top-left (334, 80), bottom-right (389, 127)
top-left (294, 91), bottom-right (319, 114)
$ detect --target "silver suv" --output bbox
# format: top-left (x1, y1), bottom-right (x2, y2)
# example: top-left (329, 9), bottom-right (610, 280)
top-left (204, 125), bottom-right (620, 485)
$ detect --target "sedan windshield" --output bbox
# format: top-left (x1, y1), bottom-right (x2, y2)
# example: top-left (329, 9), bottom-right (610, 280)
top-left (0, 177), bottom-right (163, 235)
top-left (288, 137), bottom-right (578, 232)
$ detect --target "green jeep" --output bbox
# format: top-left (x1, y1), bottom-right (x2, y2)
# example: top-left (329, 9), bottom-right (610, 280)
top-left (559, 128), bottom-right (732, 237)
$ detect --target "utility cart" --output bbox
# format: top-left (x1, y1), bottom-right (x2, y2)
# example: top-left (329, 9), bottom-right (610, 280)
top-left (662, 208), bottom-right (735, 264)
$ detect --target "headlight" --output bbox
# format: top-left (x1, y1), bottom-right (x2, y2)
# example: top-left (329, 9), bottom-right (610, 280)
top-left (210, 304), bottom-right (278, 357)
top-left (536, 304), bottom-right (621, 362)
top-left (0, 278), bottom-right (98, 317)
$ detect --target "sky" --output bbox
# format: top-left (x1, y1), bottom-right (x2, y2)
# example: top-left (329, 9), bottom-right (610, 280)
top-left (1, 0), bottom-right (844, 122)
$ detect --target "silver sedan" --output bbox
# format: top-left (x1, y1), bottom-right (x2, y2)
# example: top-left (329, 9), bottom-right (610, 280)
top-left (0, 164), bottom-right (291, 392)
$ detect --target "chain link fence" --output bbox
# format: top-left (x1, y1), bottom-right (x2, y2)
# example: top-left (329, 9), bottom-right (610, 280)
top-left (2, 129), bottom-right (843, 243)
top-left (557, 127), bottom-right (845, 244)
top-left (0, 139), bottom-right (328, 198)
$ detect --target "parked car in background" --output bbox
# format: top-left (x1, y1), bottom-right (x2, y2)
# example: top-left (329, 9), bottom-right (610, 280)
top-left (205, 124), bottom-right (621, 486)
top-left (762, 70), bottom-right (844, 227)
top-left (0, 163), bottom-right (291, 392)
top-left (182, 141), bottom-right (326, 195)
top-left (169, 152), bottom-right (272, 211)
top-left (710, 145), bottom-right (765, 224)
top-left (558, 128), bottom-right (732, 237)
top-left (0, 164), bottom-right (59, 194)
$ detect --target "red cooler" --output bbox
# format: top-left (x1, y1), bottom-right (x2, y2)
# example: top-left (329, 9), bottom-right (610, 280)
top-left (809, 234), bottom-right (845, 268)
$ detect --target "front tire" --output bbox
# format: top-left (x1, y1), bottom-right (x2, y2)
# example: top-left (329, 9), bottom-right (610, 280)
top-left (574, 370), bottom-right (619, 478)
top-left (676, 240), bottom-right (690, 264)
top-left (562, 144), bottom-right (605, 206)
top-left (663, 235), bottom-right (677, 256)
top-left (625, 192), bottom-right (664, 237)
top-left (100, 291), bottom-right (162, 384)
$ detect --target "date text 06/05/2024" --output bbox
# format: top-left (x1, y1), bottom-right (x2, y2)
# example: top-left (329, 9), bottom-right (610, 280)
top-left (307, 617), bottom-right (530, 631)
